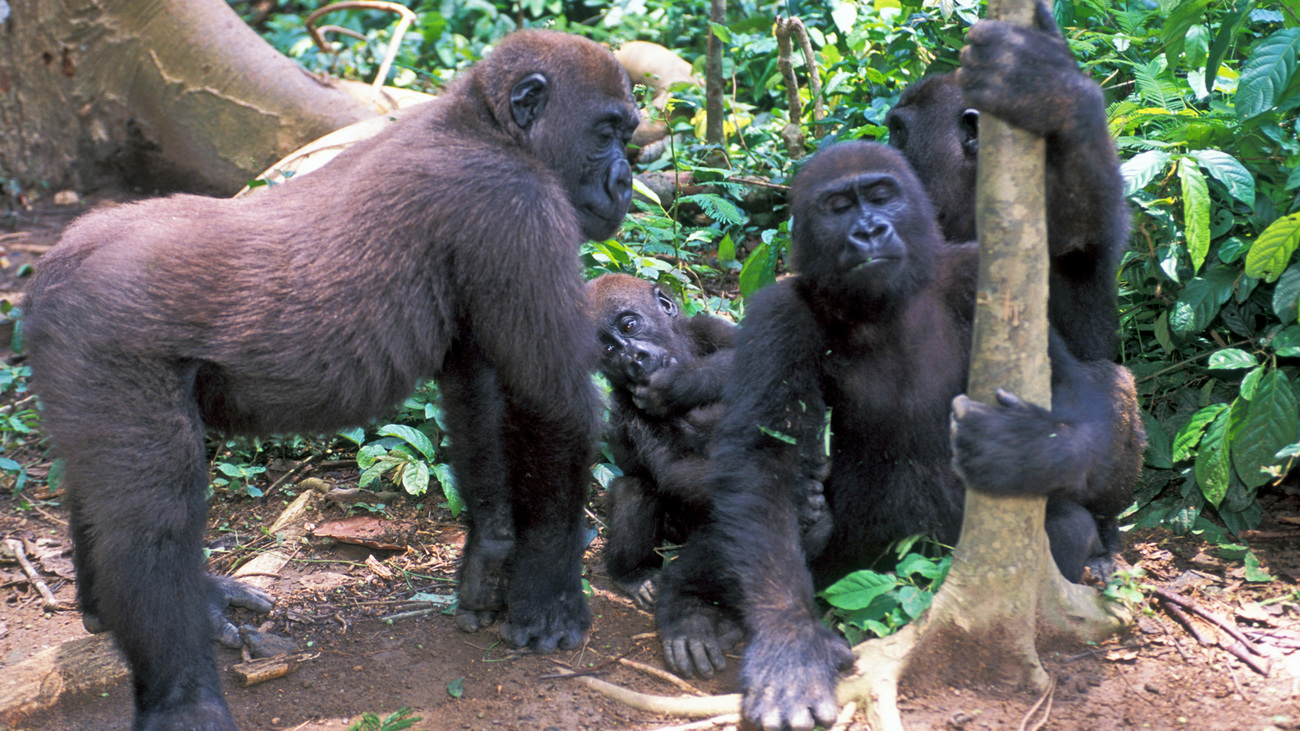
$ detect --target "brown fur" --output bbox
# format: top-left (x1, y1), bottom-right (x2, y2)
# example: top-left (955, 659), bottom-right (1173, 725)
top-left (23, 30), bottom-right (638, 731)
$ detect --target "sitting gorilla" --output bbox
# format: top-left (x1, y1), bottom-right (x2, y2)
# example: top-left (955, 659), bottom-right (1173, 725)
top-left (653, 5), bottom-right (1144, 729)
top-left (589, 273), bottom-right (830, 608)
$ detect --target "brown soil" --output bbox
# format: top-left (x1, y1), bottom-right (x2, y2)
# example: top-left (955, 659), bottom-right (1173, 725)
top-left (1, 195), bottom-right (1299, 731)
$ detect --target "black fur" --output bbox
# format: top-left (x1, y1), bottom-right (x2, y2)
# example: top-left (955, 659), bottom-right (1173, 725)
top-left (23, 30), bottom-right (638, 731)
top-left (655, 7), bottom-right (1144, 729)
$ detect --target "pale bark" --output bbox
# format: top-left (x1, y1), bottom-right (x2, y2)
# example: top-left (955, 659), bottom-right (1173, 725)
top-left (0, 0), bottom-right (374, 196)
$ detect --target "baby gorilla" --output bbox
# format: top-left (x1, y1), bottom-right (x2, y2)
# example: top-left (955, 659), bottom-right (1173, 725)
top-left (590, 274), bottom-right (830, 608)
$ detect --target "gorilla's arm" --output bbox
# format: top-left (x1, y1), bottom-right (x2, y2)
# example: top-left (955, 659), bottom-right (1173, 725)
top-left (633, 313), bottom-right (737, 417)
top-left (951, 330), bottom-right (1144, 514)
top-left (957, 0), bottom-right (1128, 362)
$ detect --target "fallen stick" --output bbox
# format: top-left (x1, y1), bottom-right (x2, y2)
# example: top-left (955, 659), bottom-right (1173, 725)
top-left (568, 673), bottom-right (739, 718)
top-left (1156, 591), bottom-right (1269, 675)
top-left (4, 538), bottom-right (64, 612)
top-left (646, 713), bottom-right (740, 731)
top-left (618, 657), bottom-right (706, 696)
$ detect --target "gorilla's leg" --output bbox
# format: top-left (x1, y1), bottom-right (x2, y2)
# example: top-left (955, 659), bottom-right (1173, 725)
top-left (65, 384), bottom-right (234, 731)
top-left (496, 373), bottom-right (598, 653)
top-left (441, 341), bottom-right (514, 634)
top-left (605, 474), bottom-right (663, 608)
top-left (1045, 499), bottom-right (1104, 583)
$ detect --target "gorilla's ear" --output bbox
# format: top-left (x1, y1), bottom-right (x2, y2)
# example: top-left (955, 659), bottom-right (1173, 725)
top-left (511, 73), bottom-right (550, 129)
top-left (654, 288), bottom-right (679, 317)
top-left (961, 109), bottom-right (979, 157)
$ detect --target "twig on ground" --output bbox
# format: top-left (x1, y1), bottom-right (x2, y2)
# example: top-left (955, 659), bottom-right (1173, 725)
top-left (645, 714), bottom-right (740, 731)
top-left (618, 657), bottom-right (705, 696)
top-left (4, 538), bottom-right (65, 612)
top-left (260, 454), bottom-right (321, 501)
top-left (1153, 587), bottom-right (1270, 675)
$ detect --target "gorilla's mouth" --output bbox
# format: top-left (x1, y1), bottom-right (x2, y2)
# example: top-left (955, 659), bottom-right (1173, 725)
top-left (851, 256), bottom-right (898, 271)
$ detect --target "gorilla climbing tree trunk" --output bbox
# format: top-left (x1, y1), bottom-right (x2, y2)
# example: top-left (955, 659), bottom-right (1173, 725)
top-left (834, 0), bottom-right (1128, 727)
top-left (0, 0), bottom-right (374, 196)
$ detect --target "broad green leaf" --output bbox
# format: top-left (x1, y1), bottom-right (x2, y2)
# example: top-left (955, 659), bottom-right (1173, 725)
top-left (896, 553), bottom-right (946, 582)
top-left (1245, 213), bottom-right (1300, 282)
top-left (1194, 407), bottom-right (1231, 507)
top-left (631, 177), bottom-right (661, 207)
top-left (738, 241), bottom-right (776, 298)
top-left (717, 232), bottom-right (736, 265)
top-left (708, 22), bottom-right (730, 43)
top-left (1120, 150), bottom-right (1170, 196)
top-left (1142, 410), bottom-right (1173, 469)
top-left (0, 457), bottom-right (20, 472)
top-left (820, 570), bottom-right (897, 611)
top-left (1190, 150), bottom-right (1256, 208)
top-left (1178, 158), bottom-right (1211, 273)
top-left (402, 460), bottom-right (431, 495)
top-left (377, 423), bottom-right (437, 462)
top-left (1272, 325), bottom-right (1300, 356)
top-left (1161, 0), bottom-right (1211, 70)
top-left (897, 586), bottom-right (934, 619)
top-left (1207, 348), bottom-right (1258, 369)
top-left (1273, 264), bottom-right (1300, 323)
top-left (1173, 403), bottom-right (1227, 462)
top-left (337, 426), bottom-right (366, 446)
top-left (447, 677), bottom-right (464, 699)
top-left (1236, 28), bottom-right (1300, 120)
top-left (831, 1), bottom-right (858, 34)
top-left (1168, 266), bottom-right (1237, 337)
top-left (1232, 370), bottom-right (1298, 489)
top-left (1206, 0), bottom-right (1253, 88)
top-left (433, 463), bottom-right (464, 517)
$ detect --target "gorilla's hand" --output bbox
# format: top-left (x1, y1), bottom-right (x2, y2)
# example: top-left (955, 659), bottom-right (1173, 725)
top-left (957, 0), bottom-right (1097, 139)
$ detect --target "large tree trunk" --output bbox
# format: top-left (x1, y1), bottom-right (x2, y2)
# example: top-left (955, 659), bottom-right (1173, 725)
top-left (0, 0), bottom-right (374, 196)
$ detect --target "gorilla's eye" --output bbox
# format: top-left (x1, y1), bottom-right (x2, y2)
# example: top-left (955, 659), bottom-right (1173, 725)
top-left (619, 316), bottom-right (639, 334)
top-left (824, 193), bottom-right (855, 214)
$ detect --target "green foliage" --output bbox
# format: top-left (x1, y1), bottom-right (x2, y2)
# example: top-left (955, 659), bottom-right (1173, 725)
top-left (1101, 0), bottom-right (1300, 539)
top-left (353, 383), bottom-right (463, 515)
top-left (347, 707), bottom-right (426, 731)
top-left (821, 536), bottom-right (951, 644)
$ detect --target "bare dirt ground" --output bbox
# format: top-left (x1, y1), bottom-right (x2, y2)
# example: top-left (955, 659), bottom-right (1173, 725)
top-left (1, 196), bottom-right (1299, 731)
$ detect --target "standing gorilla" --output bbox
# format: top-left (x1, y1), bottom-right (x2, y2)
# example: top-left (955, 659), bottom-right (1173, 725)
top-left (654, 6), bottom-right (1143, 729)
top-left (23, 31), bottom-right (637, 731)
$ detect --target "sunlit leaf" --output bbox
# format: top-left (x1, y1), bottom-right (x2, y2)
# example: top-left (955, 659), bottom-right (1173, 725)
top-left (1178, 158), bottom-right (1211, 273)
top-left (1120, 150), bottom-right (1170, 196)
top-left (1236, 28), bottom-right (1300, 119)
top-left (1207, 348), bottom-right (1257, 369)
top-left (1246, 213), bottom-right (1300, 283)
top-left (1190, 150), bottom-right (1255, 208)
top-left (820, 570), bottom-right (897, 611)
top-left (1173, 403), bottom-right (1227, 463)
top-left (377, 423), bottom-right (436, 462)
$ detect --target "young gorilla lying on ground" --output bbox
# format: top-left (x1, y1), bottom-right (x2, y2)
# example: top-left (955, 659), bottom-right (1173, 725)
top-left (652, 5), bottom-right (1145, 729)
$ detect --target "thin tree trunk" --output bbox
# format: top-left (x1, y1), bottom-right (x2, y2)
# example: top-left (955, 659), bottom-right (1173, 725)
top-left (704, 0), bottom-right (725, 146)
top-left (0, 0), bottom-right (374, 196)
